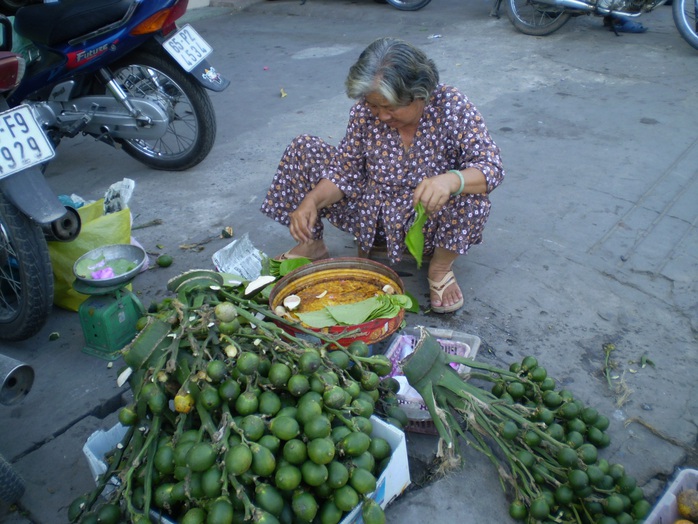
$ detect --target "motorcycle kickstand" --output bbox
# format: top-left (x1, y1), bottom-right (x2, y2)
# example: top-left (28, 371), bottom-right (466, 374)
top-left (490, 0), bottom-right (503, 18)
top-left (93, 125), bottom-right (121, 149)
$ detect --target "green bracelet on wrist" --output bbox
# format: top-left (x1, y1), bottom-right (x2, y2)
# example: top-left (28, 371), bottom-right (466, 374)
top-left (449, 169), bottom-right (465, 196)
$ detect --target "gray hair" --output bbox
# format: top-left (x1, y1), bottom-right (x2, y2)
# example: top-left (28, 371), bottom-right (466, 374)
top-left (345, 37), bottom-right (439, 106)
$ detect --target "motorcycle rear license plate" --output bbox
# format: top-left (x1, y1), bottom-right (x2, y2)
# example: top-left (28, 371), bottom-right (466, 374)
top-left (0, 105), bottom-right (55, 181)
top-left (163, 24), bottom-right (212, 72)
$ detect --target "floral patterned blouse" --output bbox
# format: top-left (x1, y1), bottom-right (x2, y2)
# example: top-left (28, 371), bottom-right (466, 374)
top-left (322, 84), bottom-right (505, 261)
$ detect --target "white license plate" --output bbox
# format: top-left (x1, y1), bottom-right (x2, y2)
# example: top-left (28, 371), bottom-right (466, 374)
top-left (163, 24), bottom-right (212, 72)
top-left (0, 105), bottom-right (55, 180)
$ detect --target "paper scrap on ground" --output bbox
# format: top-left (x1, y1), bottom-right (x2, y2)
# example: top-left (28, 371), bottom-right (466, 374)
top-left (212, 233), bottom-right (264, 280)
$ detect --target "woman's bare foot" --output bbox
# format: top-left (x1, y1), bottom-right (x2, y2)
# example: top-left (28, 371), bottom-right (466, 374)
top-left (427, 248), bottom-right (463, 313)
top-left (277, 240), bottom-right (329, 261)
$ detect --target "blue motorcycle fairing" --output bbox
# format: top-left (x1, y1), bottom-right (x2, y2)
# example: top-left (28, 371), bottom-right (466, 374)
top-left (13, 0), bottom-right (133, 47)
top-left (9, 0), bottom-right (229, 103)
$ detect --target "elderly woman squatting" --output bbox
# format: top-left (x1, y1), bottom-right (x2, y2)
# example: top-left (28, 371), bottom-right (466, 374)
top-left (260, 37), bottom-right (505, 313)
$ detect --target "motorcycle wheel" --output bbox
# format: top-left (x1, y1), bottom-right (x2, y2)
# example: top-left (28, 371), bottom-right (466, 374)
top-left (673, 0), bottom-right (698, 50)
top-left (0, 453), bottom-right (24, 505)
top-left (385, 0), bottom-right (433, 11)
top-left (505, 0), bottom-right (572, 35)
top-left (110, 47), bottom-right (217, 171)
top-left (0, 192), bottom-right (53, 342)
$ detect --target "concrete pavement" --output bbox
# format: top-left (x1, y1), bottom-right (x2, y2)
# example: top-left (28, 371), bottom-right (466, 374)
top-left (0, 0), bottom-right (696, 522)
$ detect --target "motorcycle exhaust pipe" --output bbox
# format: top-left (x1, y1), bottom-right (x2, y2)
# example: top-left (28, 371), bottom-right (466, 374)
top-left (531, 0), bottom-right (640, 18)
top-left (531, 0), bottom-right (595, 11)
top-left (42, 205), bottom-right (82, 242)
top-left (0, 354), bottom-right (34, 406)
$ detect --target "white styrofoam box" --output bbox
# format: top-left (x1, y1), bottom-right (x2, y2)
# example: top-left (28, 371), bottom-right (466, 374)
top-left (82, 423), bottom-right (129, 494)
top-left (645, 468), bottom-right (698, 524)
top-left (383, 327), bottom-right (481, 422)
top-left (339, 416), bottom-right (410, 524)
top-left (84, 416), bottom-right (409, 523)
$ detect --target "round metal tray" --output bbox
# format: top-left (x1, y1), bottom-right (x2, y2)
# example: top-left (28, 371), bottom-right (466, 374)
top-left (72, 244), bottom-right (147, 287)
top-left (269, 257), bottom-right (405, 347)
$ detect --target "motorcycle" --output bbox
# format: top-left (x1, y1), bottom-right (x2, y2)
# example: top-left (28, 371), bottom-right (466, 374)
top-left (7, 0), bottom-right (230, 171)
top-left (3, 0), bottom-right (439, 13)
top-left (672, 0), bottom-right (698, 48)
top-left (492, 0), bottom-right (698, 50)
top-left (1, 16), bottom-right (81, 342)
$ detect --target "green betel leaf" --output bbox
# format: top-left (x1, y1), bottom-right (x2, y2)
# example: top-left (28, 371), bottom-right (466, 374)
top-left (295, 309), bottom-right (337, 328)
top-left (365, 295), bottom-right (412, 321)
top-left (326, 296), bottom-right (382, 325)
top-left (279, 258), bottom-right (311, 276)
top-left (405, 202), bottom-right (427, 268)
top-left (403, 290), bottom-right (420, 313)
top-left (109, 258), bottom-right (137, 275)
top-left (296, 295), bottom-right (412, 328)
top-left (266, 258), bottom-right (281, 277)
top-left (391, 295), bottom-right (413, 308)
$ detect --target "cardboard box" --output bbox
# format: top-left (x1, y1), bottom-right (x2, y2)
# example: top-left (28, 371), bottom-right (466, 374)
top-left (84, 416), bottom-right (410, 523)
top-left (645, 468), bottom-right (698, 524)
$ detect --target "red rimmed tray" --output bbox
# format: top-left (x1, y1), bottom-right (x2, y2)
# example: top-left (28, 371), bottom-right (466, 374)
top-left (268, 257), bottom-right (405, 347)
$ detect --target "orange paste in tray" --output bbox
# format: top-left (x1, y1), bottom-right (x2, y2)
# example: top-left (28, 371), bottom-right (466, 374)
top-left (292, 279), bottom-right (384, 313)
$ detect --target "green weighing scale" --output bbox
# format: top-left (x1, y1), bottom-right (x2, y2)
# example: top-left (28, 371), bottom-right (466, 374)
top-left (72, 244), bottom-right (147, 360)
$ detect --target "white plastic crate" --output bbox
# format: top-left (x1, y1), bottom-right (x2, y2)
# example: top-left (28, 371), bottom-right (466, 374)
top-left (339, 416), bottom-right (410, 523)
top-left (84, 416), bottom-right (409, 524)
top-left (645, 468), bottom-right (698, 524)
top-left (82, 423), bottom-right (129, 495)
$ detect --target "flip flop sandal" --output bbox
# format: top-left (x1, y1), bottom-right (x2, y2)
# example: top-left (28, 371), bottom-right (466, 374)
top-left (274, 249), bottom-right (329, 262)
top-left (427, 270), bottom-right (464, 314)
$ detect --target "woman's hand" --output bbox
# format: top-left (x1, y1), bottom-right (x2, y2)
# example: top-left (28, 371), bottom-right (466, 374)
top-left (289, 178), bottom-right (345, 243)
top-left (413, 172), bottom-right (459, 215)
top-left (413, 168), bottom-right (488, 214)
top-left (289, 198), bottom-right (319, 244)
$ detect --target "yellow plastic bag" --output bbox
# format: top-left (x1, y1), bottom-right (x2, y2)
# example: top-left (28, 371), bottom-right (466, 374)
top-left (48, 199), bottom-right (132, 311)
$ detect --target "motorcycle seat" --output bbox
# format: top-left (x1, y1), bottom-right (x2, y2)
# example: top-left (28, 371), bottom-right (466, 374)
top-left (13, 0), bottom-right (133, 47)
